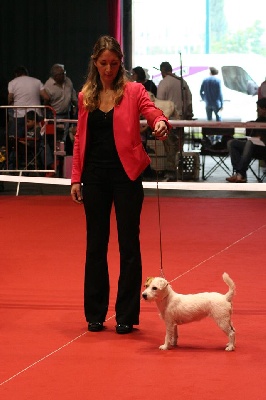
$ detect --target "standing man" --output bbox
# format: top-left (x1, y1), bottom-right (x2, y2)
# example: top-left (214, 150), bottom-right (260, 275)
top-left (44, 64), bottom-right (78, 160)
top-left (44, 64), bottom-right (77, 120)
top-left (157, 61), bottom-right (193, 181)
top-left (200, 67), bottom-right (223, 121)
top-left (8, 66), bottom-right (49, 137)
top-left (44, 64), bottom-right (78, 143)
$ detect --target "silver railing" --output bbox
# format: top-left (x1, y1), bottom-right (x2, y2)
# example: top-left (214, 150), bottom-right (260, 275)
top-left (0, 105), bottom-right (77, 175)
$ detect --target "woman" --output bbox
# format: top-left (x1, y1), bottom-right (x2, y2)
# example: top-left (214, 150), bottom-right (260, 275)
top-left (131, 66), bottom-right (157, 96)
top-left (71, 35), bottom-right (170, 334)
top-left (131, 66), bottom-right (158, 180)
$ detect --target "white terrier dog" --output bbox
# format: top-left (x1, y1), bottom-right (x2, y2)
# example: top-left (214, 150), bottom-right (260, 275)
top-left (142, 273), bottom-right (236, 351)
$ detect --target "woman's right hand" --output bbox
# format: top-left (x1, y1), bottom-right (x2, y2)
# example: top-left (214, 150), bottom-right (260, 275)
top-left (71, 183), bottom-right (83, 204)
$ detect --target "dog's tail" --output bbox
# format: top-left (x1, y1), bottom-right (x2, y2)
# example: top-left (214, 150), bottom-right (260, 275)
top-left (223, 272), bottom-right (235, 302)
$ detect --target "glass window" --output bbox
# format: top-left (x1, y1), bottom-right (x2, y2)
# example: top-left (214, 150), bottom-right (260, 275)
top-left (132, 0), bottom-right (266, 77)
top-left (132, 0), bottom-right (266, 121)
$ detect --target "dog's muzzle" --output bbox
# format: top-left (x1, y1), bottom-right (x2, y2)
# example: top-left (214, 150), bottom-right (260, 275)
top-left (142, 293), bottom-right (148, 300)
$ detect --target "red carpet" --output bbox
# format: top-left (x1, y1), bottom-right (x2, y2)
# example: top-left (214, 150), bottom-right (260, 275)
top-left (1, 196), bottom-right (266, 399)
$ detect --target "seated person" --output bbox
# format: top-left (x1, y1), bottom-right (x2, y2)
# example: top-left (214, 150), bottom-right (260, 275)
top-left (226, 98), bottom-right (266, 183)
top-left (25, 110), bottom-right (42, 139)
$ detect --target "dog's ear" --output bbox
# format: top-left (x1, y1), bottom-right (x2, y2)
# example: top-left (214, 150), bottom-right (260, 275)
top-left (157, 278), bottom-right (169, 290)
top-left (144, 277), bottom-right (154, 288)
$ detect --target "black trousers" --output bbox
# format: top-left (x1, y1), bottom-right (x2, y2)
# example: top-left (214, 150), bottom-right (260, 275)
top-left (82, 165), bottom-right (144, 325)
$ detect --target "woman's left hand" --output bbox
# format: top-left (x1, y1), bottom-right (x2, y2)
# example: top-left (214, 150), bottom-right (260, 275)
top-left (153, 121), bottom-right (169, 140)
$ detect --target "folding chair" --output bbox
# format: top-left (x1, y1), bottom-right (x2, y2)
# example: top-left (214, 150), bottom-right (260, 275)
top-left (248, 158), bottom-right (266, 182)
top-left (200, 127), bottom-right (234, 180)
top-left (243, 130), bottom-right (266, 181)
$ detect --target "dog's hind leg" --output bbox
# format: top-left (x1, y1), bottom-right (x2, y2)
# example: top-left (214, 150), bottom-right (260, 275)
top-left (216, 318), bottom-right (236, 351)
top-left (170, 324), bottom-right (178, 347)
top-left (225, 326), bottom-right (236, 352)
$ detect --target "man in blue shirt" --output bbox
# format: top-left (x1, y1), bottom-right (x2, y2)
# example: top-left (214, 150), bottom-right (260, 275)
top-left (200, 67), bottom-right (223, 121)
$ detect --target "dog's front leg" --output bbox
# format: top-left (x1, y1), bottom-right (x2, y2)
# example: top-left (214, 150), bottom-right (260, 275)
top-left (159, 323), bottom-right (176, 350)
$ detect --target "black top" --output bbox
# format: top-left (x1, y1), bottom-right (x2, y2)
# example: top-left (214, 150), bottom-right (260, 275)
top-left (247, 116), bottom-right (266, 145)
top-left (82, 108), bottom-right (122, 180)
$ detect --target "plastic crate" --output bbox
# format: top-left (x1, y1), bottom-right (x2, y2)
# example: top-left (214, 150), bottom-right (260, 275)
top-left (177, 152), bottom-right (200, 181)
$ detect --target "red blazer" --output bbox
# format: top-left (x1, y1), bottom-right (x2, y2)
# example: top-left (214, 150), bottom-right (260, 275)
top-left (71, 81), bottom-right (170, 183)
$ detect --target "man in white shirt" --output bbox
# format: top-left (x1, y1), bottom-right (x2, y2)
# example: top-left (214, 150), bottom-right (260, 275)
top-left (8, 66), bottom-right (49, 137)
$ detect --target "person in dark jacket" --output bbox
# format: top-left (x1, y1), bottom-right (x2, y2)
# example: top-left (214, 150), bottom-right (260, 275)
top-left (131, 66), bottom-right (157, 96)
top-left (226, 97), bottom-right (266, 183)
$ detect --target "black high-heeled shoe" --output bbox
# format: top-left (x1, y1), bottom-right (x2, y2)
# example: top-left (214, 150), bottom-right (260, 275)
top-left (115, 324), bottom-right (133, 334)
top-left (88, 322), bottom-right (104, 332)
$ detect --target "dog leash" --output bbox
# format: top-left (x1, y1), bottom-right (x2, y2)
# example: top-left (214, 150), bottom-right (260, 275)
top-left (154, 138), bottom-right (166, 279)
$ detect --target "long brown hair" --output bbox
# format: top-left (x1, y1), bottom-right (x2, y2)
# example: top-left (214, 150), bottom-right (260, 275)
top-left (82, 35), bottom-right (128, 111)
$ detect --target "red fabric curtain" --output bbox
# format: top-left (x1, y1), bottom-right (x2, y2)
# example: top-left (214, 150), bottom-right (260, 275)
top-left (108, 0), bottom-right (122, 47)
